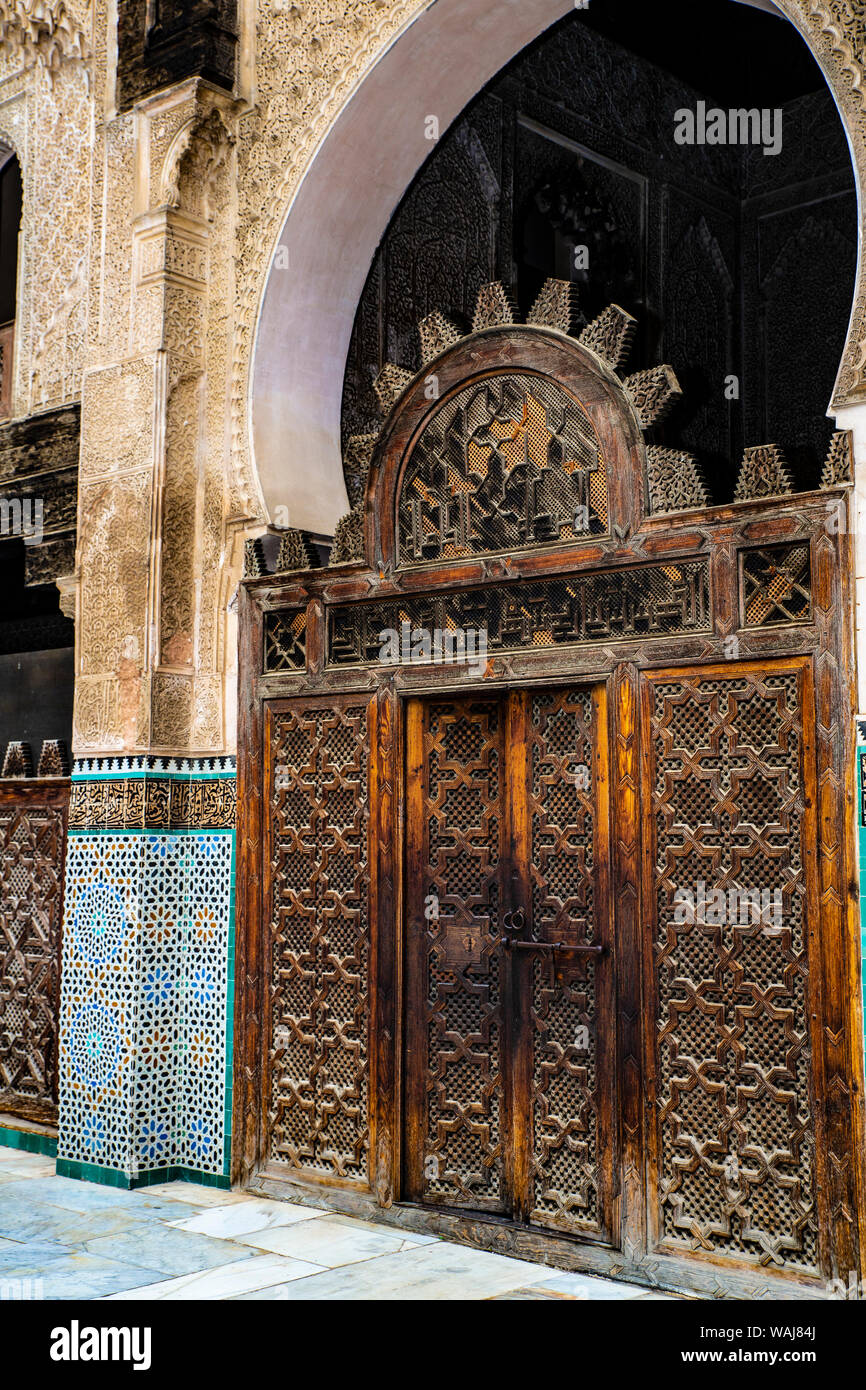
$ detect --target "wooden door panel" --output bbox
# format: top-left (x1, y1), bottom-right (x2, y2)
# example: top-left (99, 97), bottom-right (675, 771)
top-left (523, 686), bottom-right (614, 1241)
top-left (264, 696), bottom-right (372, 1187)
top-left (404, 686), bottom-right (613, 1238)
top-left (0, 779), bottom-right (68, 1127)
top-left (404, 697), bottom-right (509, 1211)
top-left (641, 659), bottom-right (820, 1277)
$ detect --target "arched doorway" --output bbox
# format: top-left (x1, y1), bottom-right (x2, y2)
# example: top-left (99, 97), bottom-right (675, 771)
top-left (236, 0), bottom-right (866, 1299)
top-left (235, 283), bottom-right (862, 1297)
top-left (248, 0), bottom-right (866, 539)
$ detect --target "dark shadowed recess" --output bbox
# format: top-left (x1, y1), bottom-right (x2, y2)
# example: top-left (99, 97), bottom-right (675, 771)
top-left (341, 0), bottom-right (855, 503)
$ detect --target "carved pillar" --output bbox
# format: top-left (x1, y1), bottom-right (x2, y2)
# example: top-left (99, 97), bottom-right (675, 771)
top-left (58, 82), bottom-right (242, 1185)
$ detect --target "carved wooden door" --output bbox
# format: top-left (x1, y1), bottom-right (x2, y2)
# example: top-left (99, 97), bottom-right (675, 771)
top-left (238, 299), bottom-right (863, 1294)
top-left (640, 658), bottom-right (824, 1275)
top-left (403, 686), bottom-right (615, 1242)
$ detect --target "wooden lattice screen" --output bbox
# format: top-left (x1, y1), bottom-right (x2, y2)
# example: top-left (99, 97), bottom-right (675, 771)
top-left (0, 779), bottom-right (69, 1128)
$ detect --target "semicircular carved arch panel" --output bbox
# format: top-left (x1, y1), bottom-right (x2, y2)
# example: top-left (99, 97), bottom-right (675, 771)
top-left (396, 370), bottom-right (609, 567)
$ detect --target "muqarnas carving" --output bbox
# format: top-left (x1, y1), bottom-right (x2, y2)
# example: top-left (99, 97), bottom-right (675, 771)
top-left (579, 305), bottom-right (637, 373)
top-left (37, 739), bottom-right (70, 777)
top-left (646, 446), bottom-right (709, 515)
top-left (526, 278), bottom-right (585, 335)
top-left (243, 536), bottom-right (267, 578)
top-left (2, 741), bottom-right (34, 778)
top-left (418, 310), bottom-right (464, 366)
top-left (374, 363), bottom-right (414, 414)
top-left (331, 507), bottom-right (366, 565)
top-left (343, 434), bottom-right (377, 510)
top-left (821, 430), bottom-right (854, 487)
top-left (275, 528), bottom-right (319, 574)
top-left (734, 445), bottom-right (794, 502)
top-left (331, 434), bottom-right (376, 566)
top-left (0, 0), bottom-right (87, 75)
top-left (473, 281), bottom-right (518, 332)
top-left (332, 279), bottom-right (684, 565)
top-left (623, 365), bottom-right (683, 429)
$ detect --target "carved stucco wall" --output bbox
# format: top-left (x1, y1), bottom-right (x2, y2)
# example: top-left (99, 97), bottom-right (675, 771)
top-left (74, 74), bottom-right (239, 755)
top-left (0, 1), bottom-right (91, 418)
top-left (2, 0), bottom-right (865, 756)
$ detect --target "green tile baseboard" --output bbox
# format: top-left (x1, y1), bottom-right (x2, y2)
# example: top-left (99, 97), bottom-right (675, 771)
top-left (56, 1157), bottom-right (231, 1189)
top-left (0, 1124), bottom-right (58, 1157)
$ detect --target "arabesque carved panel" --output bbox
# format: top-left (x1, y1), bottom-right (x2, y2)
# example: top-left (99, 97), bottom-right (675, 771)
top-left (324, 562), bottom-right (711, 669)
top-left (645, 666), bottom-right (817, 1273)
top-left (409, 699), bottom-right (506, 1210)
top-left (0, 784), bottom-right (68, 1124)
top-left (397, 372), bottom-right (608, 565)
top-left (528, 688), bottom-right (603, 1236)
top-left (267, 700), bottom-right (370, 1183)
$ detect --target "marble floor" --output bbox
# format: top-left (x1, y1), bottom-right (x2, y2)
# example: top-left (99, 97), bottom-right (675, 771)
top-left (0, 1149), bottom-right (677, 1301)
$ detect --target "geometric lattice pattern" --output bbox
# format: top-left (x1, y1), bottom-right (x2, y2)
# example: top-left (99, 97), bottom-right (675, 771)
top-left (397, 372), bottom-right (609, 565)
top-left (324, 561), bottom-right (712, 668)
top-left (527, 689), bottom-right (601, 1235)
top-left (415, 700), bottom-right (506, 1210)
top-left (647, 669), bottom-right (817, 1271)
top-left (741, 544), bottom-right (811, 628)
top-left (263, 610), bottom-right (307, 673)
top-left (0, 794), bottom-right (67, 1122)
top-left (57, 759), bottom-right (235, 1182)
top-left (268, 703), bottom-right (370, 1181)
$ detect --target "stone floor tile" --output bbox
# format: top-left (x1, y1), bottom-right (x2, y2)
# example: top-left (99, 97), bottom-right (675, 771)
top-left (83, 1222), bottom-right (256, 1278)
top-left (0, 1165), bottom-right (675, 1302)
top-left (0, 1176), bottom-right (197, 1225)
top-left (14, 1253), bottom-right (177, 1300)
top-left (104, 1254), bottom-right (325, 1300)
top-left (519, 1270), bottom-right (655, 1300)
top-left (325, 1212), bottom-right (439, 1244)
top-left (140, 1182), bottom-right (250, 1208)
top-left (0, 1237), bottom-right (73, 1273)
top-left (0, 1154), bottom-right (57, 1178)
top-left (0, 1196), bottom-right (145, 1246)
top-left (168, 1197), bottom-right (330, 1239)
top-left (239, 1239), bottom-right (557, 1300)
top-left (233, 1213), bottom-right (426, 1266)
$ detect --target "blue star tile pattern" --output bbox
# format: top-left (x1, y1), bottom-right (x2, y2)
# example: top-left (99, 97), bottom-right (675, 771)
top-left (57, 760), bottom-right (236, 1184)
top-left (72, 881), bottom-right (128, 963)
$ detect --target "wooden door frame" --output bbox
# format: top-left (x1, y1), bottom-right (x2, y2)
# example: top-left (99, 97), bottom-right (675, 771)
top-left (232, 322), bottom-right (865, 1299)
top-left (236, 625), bottom-right (864, 1299)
